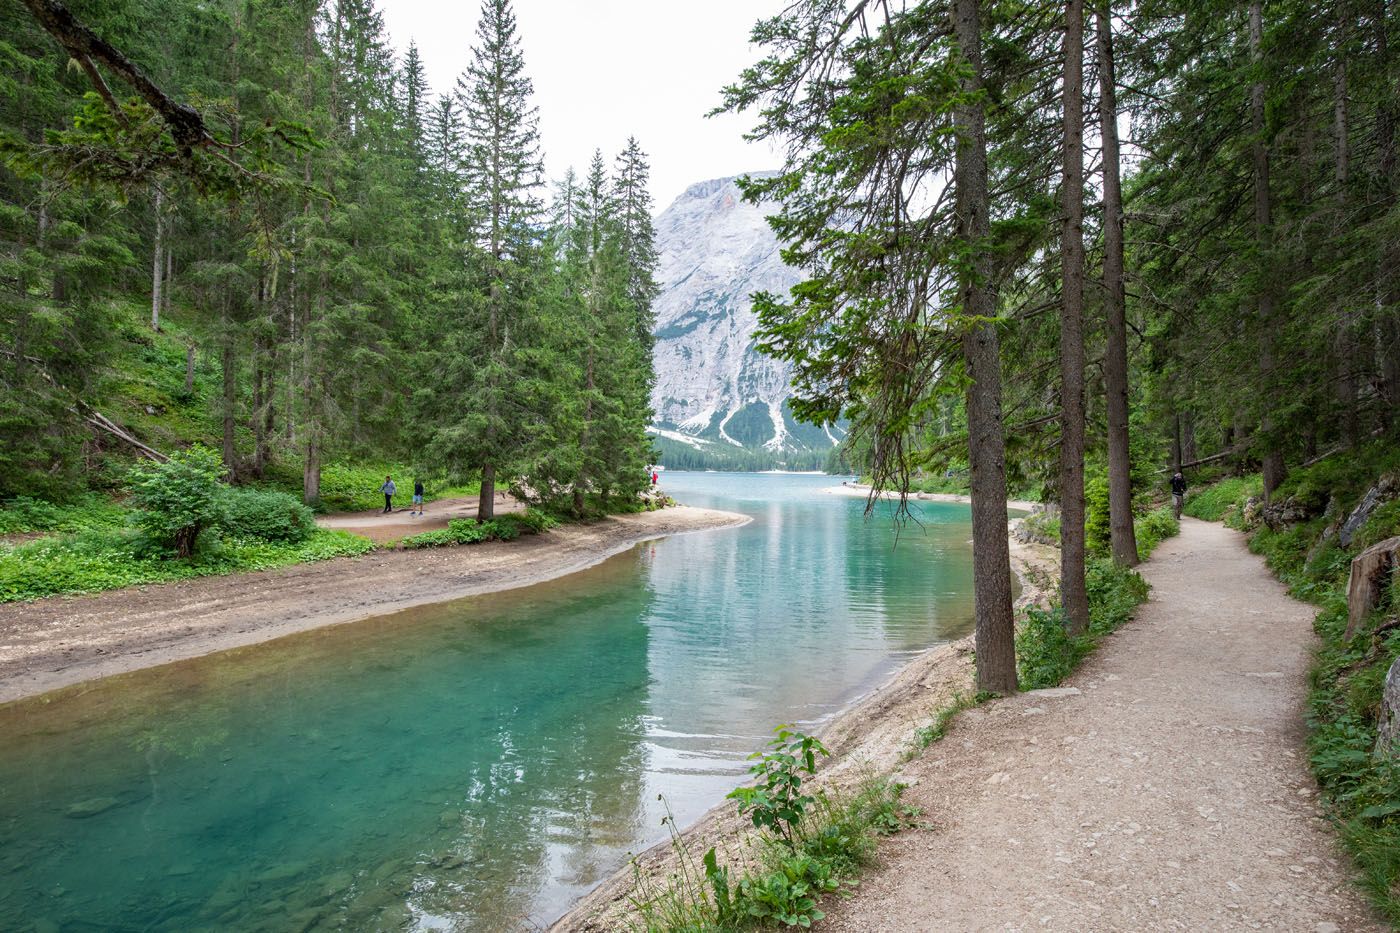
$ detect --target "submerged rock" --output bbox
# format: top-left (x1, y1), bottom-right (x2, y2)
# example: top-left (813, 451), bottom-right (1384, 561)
top-left (63, 796), bottom-right (120, 819)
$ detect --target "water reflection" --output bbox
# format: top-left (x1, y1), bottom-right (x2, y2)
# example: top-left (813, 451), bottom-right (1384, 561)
top-left (0, 472), bottom-right (977, 931)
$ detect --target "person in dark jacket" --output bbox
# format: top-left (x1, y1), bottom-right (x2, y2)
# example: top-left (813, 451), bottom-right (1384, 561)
top-left (411, 478), bottom-right (425, 516)
top-left (1171, 471), bottom-right (1187, 519)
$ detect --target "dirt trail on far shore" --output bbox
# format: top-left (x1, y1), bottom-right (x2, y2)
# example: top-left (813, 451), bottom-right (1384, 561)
top-left (0, 506), bottom-right (747, 704)
top-left (820, 518), bottom-right (1382, 932)
top-left (315, 493), bottom-right (520, 544)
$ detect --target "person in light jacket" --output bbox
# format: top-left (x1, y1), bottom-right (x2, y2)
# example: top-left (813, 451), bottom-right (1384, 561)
top-left (381, 476), bottom-right (397, 513)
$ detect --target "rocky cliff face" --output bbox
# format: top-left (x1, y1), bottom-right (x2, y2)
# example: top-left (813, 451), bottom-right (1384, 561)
top-left (649, 174), bottom-right (842, 459)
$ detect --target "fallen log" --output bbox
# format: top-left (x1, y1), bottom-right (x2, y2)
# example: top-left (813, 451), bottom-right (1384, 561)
top-left (1345, 535), bottom-right (1400, 641)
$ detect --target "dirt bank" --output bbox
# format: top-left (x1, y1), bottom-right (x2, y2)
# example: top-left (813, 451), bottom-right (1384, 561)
top-left (0, 506), bottom-right (748, 705)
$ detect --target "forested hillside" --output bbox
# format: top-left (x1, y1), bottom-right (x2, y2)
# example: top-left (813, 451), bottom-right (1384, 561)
top-left (1, 0), bottom-right (658, 519)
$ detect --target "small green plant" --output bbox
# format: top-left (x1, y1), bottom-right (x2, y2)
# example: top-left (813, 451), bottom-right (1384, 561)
top-left (734, 854), bottom-right (837, 928)
top-left (728, 727), bottom-right (829, 853)
top-left (218, 486), bottom-right (316, 543)
top-left (127, 445), bottom-right (225, 558)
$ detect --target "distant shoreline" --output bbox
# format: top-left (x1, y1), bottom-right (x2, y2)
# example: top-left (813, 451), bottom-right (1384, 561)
top-left (824, 482), bottom-right (1040, 513)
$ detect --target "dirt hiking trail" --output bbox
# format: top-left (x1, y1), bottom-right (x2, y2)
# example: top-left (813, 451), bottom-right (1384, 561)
top-left (821, 518), bottom-right (1383, 932)
top-left (315, 493), bottom-right (520, 544)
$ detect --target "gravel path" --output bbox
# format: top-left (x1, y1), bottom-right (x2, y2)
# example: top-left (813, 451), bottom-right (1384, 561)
top-left (820, 517), bottom-right (1383, 932)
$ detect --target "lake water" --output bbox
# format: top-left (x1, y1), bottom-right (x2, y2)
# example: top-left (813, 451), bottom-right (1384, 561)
top-left (0, 472), bottom-right (977, 931)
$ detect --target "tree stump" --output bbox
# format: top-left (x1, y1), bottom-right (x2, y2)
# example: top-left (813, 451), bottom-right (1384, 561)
top-left (1345, 535), bottom-right (1400, 640)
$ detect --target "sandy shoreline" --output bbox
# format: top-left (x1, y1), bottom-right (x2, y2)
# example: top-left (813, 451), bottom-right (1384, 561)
top-left (0, 506), bottom-right (749, 705)
top-left (825, 481), bottom-right (1041, 513)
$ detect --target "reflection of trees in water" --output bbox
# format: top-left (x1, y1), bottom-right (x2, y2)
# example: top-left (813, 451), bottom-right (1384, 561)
top-left (642, 495), bottom-right (877, 741)
top-left (842, 501), bottom-right (978, 651)
top-left (406, 571), bottom-right (655, 929)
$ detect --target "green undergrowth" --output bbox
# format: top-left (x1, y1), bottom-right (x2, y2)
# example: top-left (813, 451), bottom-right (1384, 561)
top-left (400, 509), bottom-right (557, 549)
top-left (1015, 557), bottom-right (1156, 690)
top-left (1183, 475), bottom-right (1263, 525)
top-left (0, 528), bottom-right (372, 603)
top-left (0, 493), bottom-right (129, 535)
top-left (627, 729), bottom-right (920, 931)
top-left (1010, 504), bottom-right (1177, 690)
top-left (260, 459), bottom-right (481, 514)
top-left (1188, 446), bottom-right (1400, 922)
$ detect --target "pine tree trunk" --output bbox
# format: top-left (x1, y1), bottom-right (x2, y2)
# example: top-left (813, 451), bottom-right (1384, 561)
top-left (479, 464), bottom-right (496, 521)
top-left (150, 188), bottom-right (164, 332)
top-left (220, 298), bottom-right (237, 474)
top-left (953, 0), bottom-right (1017, 695)
top-left (303, 433), bottom-right (320, 505)
top-left (163, 245), bottom-right (172, 318)
top-left (1334, 11), bottom-right (1360, 447)
top-left (1060, 0), bottom-right (1091, 632)
top-left (1097, 0), bottom-right (1138, 568)
top-left (1181, 411), bottom-right (1197, 463)
top-left (1250, 0), bottom-right (1287, 499)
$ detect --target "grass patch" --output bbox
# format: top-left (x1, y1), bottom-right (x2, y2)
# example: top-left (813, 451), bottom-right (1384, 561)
top-left (0, 527), bottom-right (373, 603)
top-left (0, 493), bottom-right (128, 535)
top-left (1183, 474), bottom-right (1262, 524)
top-left (399, 509), bottom-right (557, 549)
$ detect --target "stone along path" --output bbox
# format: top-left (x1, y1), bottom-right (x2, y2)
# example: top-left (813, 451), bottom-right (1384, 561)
top-left (821, 518), bottom-right (1383, 932)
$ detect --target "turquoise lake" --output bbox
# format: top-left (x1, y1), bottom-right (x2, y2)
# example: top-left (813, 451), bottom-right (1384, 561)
top-left (0, 472), bottom-right (978, 931)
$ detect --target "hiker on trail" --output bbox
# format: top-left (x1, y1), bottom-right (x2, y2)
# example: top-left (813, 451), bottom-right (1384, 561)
top-left (381, 476), bottom-right (396, 513)
top-left (411, 478), bottom-right (424, 516)
top-left (1171, 471), bottom-right (1187, 520)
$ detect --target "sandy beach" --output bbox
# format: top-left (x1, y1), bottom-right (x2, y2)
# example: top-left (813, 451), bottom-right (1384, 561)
top-left (0, 506), bottom-right (749, 705)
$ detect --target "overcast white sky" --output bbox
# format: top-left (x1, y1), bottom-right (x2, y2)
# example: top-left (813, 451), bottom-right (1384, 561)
top-left (377, 0), bottom-right (788, 213)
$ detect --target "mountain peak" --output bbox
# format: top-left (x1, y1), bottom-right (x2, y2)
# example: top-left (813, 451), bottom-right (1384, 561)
top-left (649, 173), bottom-right (844, 467)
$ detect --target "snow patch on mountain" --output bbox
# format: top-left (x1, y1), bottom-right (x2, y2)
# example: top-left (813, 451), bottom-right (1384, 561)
top-left (650, 173), bottom-right (835, 454)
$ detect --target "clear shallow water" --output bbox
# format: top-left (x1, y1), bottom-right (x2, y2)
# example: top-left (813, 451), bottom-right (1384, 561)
top-left (0, 473), bottom-right (976, 931)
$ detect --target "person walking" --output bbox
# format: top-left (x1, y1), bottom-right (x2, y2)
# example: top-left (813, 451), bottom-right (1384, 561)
top-left (381, 475), bottom-right (397, 513)
top-left (411, 478), bottom-right (424, 516)
top-left (1171, 471), bottom-right (1187, 520)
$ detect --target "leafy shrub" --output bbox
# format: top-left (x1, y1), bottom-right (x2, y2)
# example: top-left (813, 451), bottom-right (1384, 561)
top-left (515, 507), bottom-right (559, 534)
top-left (1016, 558), bottom-right (1151, 689)
top-left (728, 727), bottom-right (830, 853)
top-left (218, 487), bottom-right (315, 543)
top-left (482, 518), bottom-right (520, 541)
top-left (1016, 607), bottom-right (1088, 689)
top-left (128, 446), bottom-right (225, 557)
top-left (1133, 507), bottom-right (1179, 560)
top-left (1183, 474), bottom-right (1262, 523)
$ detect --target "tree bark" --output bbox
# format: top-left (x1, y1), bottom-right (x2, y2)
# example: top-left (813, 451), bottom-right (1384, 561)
top-left (1181, 411), bottom-right (1197, 463)
top-left (150, 188), bottom-right (163, 332)
top-left (1097, 0), bottom-right (1138, 568)
top-left (220, 297), bottom-right (237, 474)
top-left (953, 0), bottom-right (1017, 695)
top-left (1060, 0), bottom-right (1091, 632)
top-left (1250, 0), bottom-right (1287, 499)
top-left (479, 463), bottom-right (496, 521)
